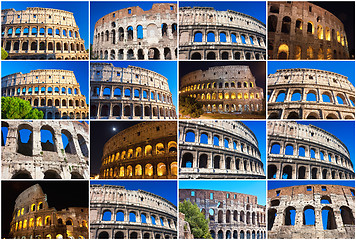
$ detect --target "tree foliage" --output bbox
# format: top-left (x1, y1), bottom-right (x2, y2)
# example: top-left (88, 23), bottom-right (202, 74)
top-left (179, 200), bottom-right (211, 239)
top-left (2, 97), bottom-right (44, 119)
top-left (1, 47), bottom-right (8, 60)
top-left (179, 95), bottom-right (204, 118)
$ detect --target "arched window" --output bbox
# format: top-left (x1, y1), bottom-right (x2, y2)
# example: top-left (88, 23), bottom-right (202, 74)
top-left (200, 133), bottom-right (208, 144)
top-left (185, 131), bottom-right (195, 142)
top-left (194, 32), bottom-right (202, 42)
top-left (213, 136), bottom-right (219, 146)
top-left (285, 145), bottom-right (293, 155)
top-left (284, 207), bottom-right (296, 225)
top-left (270, 143), bottom-right (280, 154)
top-left (207, 32), bottom-right (215, 42)
top-left (303, 206), bottom-right (315, 225)
top-left (299, 146), bottom-right (305, 157)
top-left (220, 32), bottom-right (226, 42)
top-left (102, 210), bottom-right (111, 221)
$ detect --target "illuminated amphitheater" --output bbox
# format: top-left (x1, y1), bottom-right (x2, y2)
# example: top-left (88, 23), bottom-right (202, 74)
top-left (90, 184), bottom-right (177, 239)
top-left (268, 1), bottom-right (350, 59)
top-left (268, 68), bottom-right (355, 119)
top-left (268, 121), bottom-right (355, 180)
top-left (2, 69), bottom-right (89, 119)
top-left (1, 120), bottom-right (89, 179)
top-left (180, 189), bottom-right (266, 239)
top-left (180, 65), bottom-right (264, 114)
top-left (179, 6), bottom-right (266, 60)
top-left (180, 120), bottom-right (265, 179)
top-left (268, 184), bottom-right (355, 239)
top-left (1, 7), bottom-right (88, 60)
top-left (100, 121), bottom-right (177, 179)
top-left (9, 184), bottom-right (88, 239)
top-left (90, 62), bottom-right (176, 119)
top-left (92, 3), bottom-right (177, 60)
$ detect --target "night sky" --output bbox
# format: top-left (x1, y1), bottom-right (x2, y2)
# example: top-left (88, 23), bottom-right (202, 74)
top-left (179, 61), bottom-right (266, 92)
top-left (311, 1), bottom-right (355, 57)
top-left (90, 121), bottom-right (143, 175)
top-left (2, 181), bottom-right (88, 238)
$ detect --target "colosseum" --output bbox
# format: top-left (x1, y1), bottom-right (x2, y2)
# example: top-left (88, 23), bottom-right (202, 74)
top-left (8, 184), bottom-right (88, 239)
top-left (179, 6), bottom-right (266, 60)
top-left (180, 65), bottom-right (264, 115)
top-left (268, 184), bottom-right (355, 239)
top-left (92, 3), bottom-right (177, 60)
top-left (1, 120), bottom-right (89, 179)
top-left (90, 62), bottom-right (176, 119)
top-left (1, 7), bottom-right (88, 60)
top-left (268, 2), bottom-right (350, 59)
top-left (267, 121), bottom-right (355, 180)
top-left (90, 184), bottom-right (177, 239)
top-left (99, 121), bottom-right (177, 179)
top-left (180, 189), bottom-right (266, 239)
top-left (179, 120), bottom-right (265, 179)
top-left (2, 69), bottom-right (89, 119)
top-left (267, 68), bottom-right (355, 119)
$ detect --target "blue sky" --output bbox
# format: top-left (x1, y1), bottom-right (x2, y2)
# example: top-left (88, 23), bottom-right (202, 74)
top-left (91, 180), bottom-right (177, 206)
top-left (2, 1), bottom-right (89, 49)
top-left (90, 1), bottom-right (176, 44)
top-left (179, 1), bottom-right (266, 24)
top-left (268, 61), bottom-right (355, 85)
top-left (180, 180), bottom-right (266, 205)
top-left (2, 61), bottom-right (89, 103)
top-left (295, 121), bottom-right (355, 169)
top-left (93, 61), bottom-right (178, 110)
top-left (243, 121), bottom-right (266, 173)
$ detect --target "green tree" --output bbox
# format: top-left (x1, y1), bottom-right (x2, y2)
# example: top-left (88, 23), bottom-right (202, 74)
top-left (179, 95), bottom-right (204, 118)
top-left (2, 97), bottom-right (44, 119)
top-left (179, 200), bottom-right (212, 239)
top-left (1, 47), bottom-right (8, 60)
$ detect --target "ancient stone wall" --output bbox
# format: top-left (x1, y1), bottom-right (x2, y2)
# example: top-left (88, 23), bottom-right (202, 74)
top-left (92, 3), bottom-right (177, 60)
top-left (267, 121), bottom-right (354, 179)
top-left (268, 2), bottom-right (350, 59)
top-left (268, 68), bottom-right (355, 119)
top-left (180, 189), bottom-right (266, 239)
top-left (90, 62), bottom-right (176, 119)
top-left (2, 69), bottom-right (89, 119)
top-left (1, 7), bottom-right (88, 60)
top-left (90, 184), bottom-right (177, 239)
top-left (100, 121), bottom-right (177, 179)
top-left (180, 65), bottom-right (264, 114)
top-left (179, 7), bottom-right (266, 60)
top-left (9, 184), bottom-right (88, 239)
top-left (268, 184), bottom-right (355, 238)
top-left (179, 120), bottom-right (265, 179)
top-left (2, 121), bottom-right (89, 179)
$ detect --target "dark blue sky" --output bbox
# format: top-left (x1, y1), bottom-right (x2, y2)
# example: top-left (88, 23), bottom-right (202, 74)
top-left (179, 1), bottom-right (266, 24)
top-left (2, 61), bottom-right (89, 103)
top-left (268, 61), bottom-right (355, 85)
top-left (2, 1), bottom-right (89, 49)
top-left (90, 1), bottom-right (176, 44)
top-left (296, 121), bottom-right (355, 169)
top-left (91, 180), bottom-right (177, 206)
top-left (268, 180), bottom-right (355, 190)
top-left (93, 61), bottom-right (178, 110)
top-left (180, 180), bottom-right (266, 205)
top-left (242, 121), bottom-right (266, 172)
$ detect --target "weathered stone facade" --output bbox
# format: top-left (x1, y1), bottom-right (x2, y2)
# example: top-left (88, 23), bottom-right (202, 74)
top-left (180, 65), bottom-right (264, 114)
top-left (268, 2), bottom-right (350, 59)
top-left (2, 121), bottom-right (89, 179)
top-left (90, 62), bottom-right (176, 119)
top-left (179, 120), bottom-right (265, 179)
top-left (178, 212), bottom-right (194, 239)
top-left (268, 68), bottom-right (355, 119)
top-left (9, 184), bottom-right (88, 239)
top-left (179, 7), bottom-right (266, 60)
top-left (1, 7), bottom-right (88, 60)
top-left (100, 121), bottom-right (177, 179)
top-left (180, 189), bottom-right (266, 239)
top-left (90, 184), bottom-right (177, 239)
top-left (267, 121), bottom-right (354, 180)
top-left (92, 3), bottom-right (177, 60)
top-left (2, 69), bottom-right (89, 119)
top-left (268, 184), bottom-right (355, 239)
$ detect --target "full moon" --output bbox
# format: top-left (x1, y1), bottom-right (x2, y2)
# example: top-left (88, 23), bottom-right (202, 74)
top-left (113, 127), bottom-right (116, 131)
